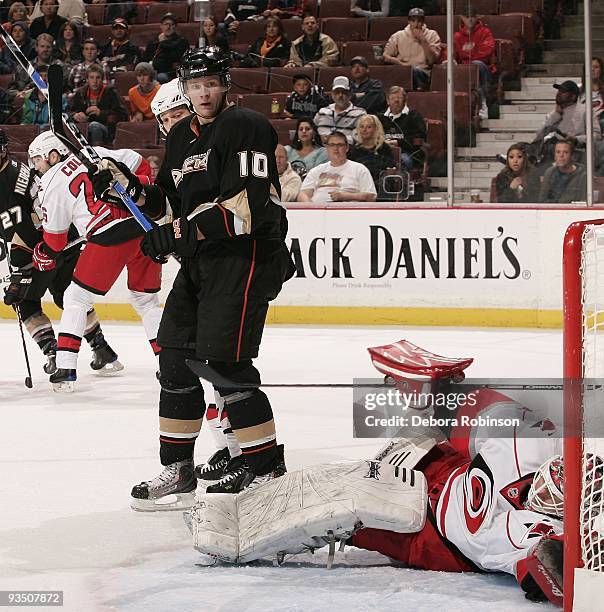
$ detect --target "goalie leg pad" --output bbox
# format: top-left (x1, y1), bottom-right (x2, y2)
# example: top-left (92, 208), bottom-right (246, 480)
top-left (189, 459), bottom-right (427, 563)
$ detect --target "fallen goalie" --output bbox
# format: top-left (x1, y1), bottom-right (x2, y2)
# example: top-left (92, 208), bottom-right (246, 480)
top-left (186, 341), bottom-right (567, 606)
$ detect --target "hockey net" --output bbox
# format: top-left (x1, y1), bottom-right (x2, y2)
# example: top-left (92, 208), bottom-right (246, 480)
top-left (563, 219), bottom-right (604, 611)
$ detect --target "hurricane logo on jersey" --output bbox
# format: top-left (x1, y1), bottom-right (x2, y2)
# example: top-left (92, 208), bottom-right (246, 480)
top-left (463, 455), bottom-right (494, 534)
top-left (365, 461), bottom-right (381, 480)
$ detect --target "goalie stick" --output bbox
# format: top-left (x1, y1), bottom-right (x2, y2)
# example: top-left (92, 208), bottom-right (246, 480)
top-left (46, 64), bottom-right (153, 232)
top-left (185, 359), bottom-right (566, 391)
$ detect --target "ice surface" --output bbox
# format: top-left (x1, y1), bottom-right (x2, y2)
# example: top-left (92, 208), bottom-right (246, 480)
top-left (0, 323), bottom-right (560, 611)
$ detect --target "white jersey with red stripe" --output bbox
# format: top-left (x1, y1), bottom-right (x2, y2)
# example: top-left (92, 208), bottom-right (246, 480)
top-left (35, 147), bottom-right (148, 253)
top-left (433, 388), bottom-right (562, 578)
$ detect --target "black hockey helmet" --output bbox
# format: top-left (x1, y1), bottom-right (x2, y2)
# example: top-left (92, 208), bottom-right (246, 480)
top-left (177, 47), bottom-right (232, 88)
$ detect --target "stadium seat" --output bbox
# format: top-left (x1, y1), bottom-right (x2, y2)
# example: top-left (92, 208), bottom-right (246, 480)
top-left (368, 65), bottom-right (413, 91)
top-left (321, 17), bottom-right (368, 42)
top-left (316, 66), bottom-right (349, 90)
top-left (131, 4), bottom-right (148, 25)
top-left (426, 119), bottom-right (445, 160)
top-left (86, 24), bottom-right (112, 46)
top-left (85, 3), bottom-right (105, 26)
top-left (179, 22), bottom-right (202, 46)
top-left (452, 0), bottom-right (499, 14)
top-left (270, 118), bottom-right (297, 145)
top-left (122, 24), bottom-right (157, 47)
top-left (499, 0), bottom-right (544, 14)
top-left (114, 71), bottom-right (138, 96)
top-left (319, 0), bottom-right (352, 18)
top-left (341, 41), bottom-right (387, 65)
top-left (482, 14), bottom-right (534, 45)
top-left (230, 68), bottom-right (269, 93)
top-left (368, 17), bottom-right (404, 41)
top-left (237, 93), bottom-right (289, 118)
top-left (135, 148), bottom-right (165, 164)
top-left (430, 64), bottom-right (479, 93)
top-left (235, 21), bottom-right (266, 45)
top-left (113, 121), bottom-right (159, 149)
top-left (1, 125), bottom-right (40, 151)
top-left (268, 66), bottom-right (315, 93)
top-left (147, 2), bottom-right (189, 24)
top-left (407, 91), bottom-right (472, 132)
top-left (283, 19), bottom-right (303, 41)
top-left (210, 0), bottom-right (229, 22)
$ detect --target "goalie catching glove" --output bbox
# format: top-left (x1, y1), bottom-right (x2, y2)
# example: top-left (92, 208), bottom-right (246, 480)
top-left (88, 158), bottom-right (144, 207)
top-left (141, 217), bottom-right (198, 262)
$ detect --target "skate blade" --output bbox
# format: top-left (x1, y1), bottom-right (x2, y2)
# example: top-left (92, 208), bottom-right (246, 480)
top-left (93, 360), bottom-right (124, 377)
top-left (51, 380), bottom-right (75, 393)
top-left (130, 491), bottom-right (195, 512)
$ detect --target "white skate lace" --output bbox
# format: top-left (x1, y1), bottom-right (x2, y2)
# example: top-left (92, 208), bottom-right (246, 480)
top-left (216, 466), bottom-right (246, 484)
top-left (146, 463), bottom-right (179, 489)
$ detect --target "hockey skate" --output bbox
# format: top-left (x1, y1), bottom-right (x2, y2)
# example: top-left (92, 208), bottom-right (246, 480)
top-left (194, 447), bottom-right (231, 481)
top-left (206, 445), bottom-right (286, 494)
top-left (43, 341), bottom-right (57, 375)
top-left (131, 460), bottom-right (197, 512)
top-left (90, 343), bottom-right (124, 376)
top-left (49, 368), bottom-right (77, 393)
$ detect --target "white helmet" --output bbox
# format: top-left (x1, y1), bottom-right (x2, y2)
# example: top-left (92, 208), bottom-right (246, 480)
top-left (151, 78), bottom-right (188, 136)
top-left (28, 131), bottom-right (70, 162)
top-left (526, 455), bottom-right (564, 518)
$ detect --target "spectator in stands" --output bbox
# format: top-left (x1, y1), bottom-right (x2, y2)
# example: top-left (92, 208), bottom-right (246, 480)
top-left (298, 130), bottom-right (377, 202)
top-left (128, 62), bottom-right (160, 122)
top-left (276, 143), bottom-right (301, 201)
top-left (0, 21), bottom-right (36, 75)
top-left (11, 33), bottom-right (61, 91)
top-left (225, 0), bottom-right (267, 26)
top-left (348, 114), bottom-right (395, 189)
top-left (314, 76), bottom-right (366, 144)
top-left (351, 0), bottom-right (389, 20)
top-left (29, 0), bottom-right (66, 40)
top-left (349, 56), bottom-right (386, 114)
top-left (20, 64), bottom-right (65, 128)
top-left (284, 73), bottom-right (329, 119)
top-left (69, 63), bottom-right (128, 145)
top-left (52, 20), bottom-right (83, 71)
top-left (383, 7), bottom-right (441, 91)
top-left (580, 56), bottom-right (604, 133)
top-left (532, 81), bottom-right (601, 166)
top-left (378, 85), bottom-right (425, 171)
top-left (143, 13), bottom-right (189, 84)
top-left (99, 17), bottom-right (141, 76)
top-left (30, 0), bottom-right (86, 25)
top-left (104, 0), bottom-right (137, 25)
top-left (539, 137), bottom-right (587, 203)
top-left (453, 6), bottom-right (495, 120)
top-left (286, 13), bottom-right (339, 68)
top-left (201, 17), bottom-right (230, 53)
top-left (147, 154), bottom-right (161, 182)
top-left (4, 3), bottom-right (29, 28)
top-left (263, 0), bottom-right (305, 20)
top-left (493, 143), bottom-right (540, 203)
top-left (243, 16), bottom-right (291, 68)
top-left (285, 117), bottom-right (328, 178)
top-left (68, 37), bottom-right (109, 90)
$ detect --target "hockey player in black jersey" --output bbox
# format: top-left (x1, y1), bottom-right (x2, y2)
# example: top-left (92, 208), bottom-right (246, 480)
top-left (0, 129), bottom-right (120, 375)
top-left (90, 47), bottom-right (295, 507)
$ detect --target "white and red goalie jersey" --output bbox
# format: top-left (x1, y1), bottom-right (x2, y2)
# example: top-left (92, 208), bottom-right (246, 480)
top-left (35, 147), bottom-right (152, 252)
top-left (354, 341), bottom-right (563, 597)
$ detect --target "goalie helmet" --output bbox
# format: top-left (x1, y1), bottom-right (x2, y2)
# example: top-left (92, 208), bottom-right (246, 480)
top-left (151, 78), bottom-right (189, 136)
top-left (525, 455), bottom-right (564, 518)
top-left (28, 131), bottom-right (70, 162)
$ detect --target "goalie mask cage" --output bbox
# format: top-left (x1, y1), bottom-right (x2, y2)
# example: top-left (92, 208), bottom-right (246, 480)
top-left (563, 219), bottom-right (604, 612)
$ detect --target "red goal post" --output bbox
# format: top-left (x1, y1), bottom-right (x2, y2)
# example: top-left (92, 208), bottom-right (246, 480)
top-left (563, 218), bottom-right (604, 612)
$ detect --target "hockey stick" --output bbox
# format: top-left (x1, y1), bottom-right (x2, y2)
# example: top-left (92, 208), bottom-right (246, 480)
top-left (0, 225), bottom-right (33, 388)
top-left (0, 23), bottom-right (153, 232)
top-left (186, 360), bottom-right (566, 391)
top-left (46, 64), bottom-right (153, 232)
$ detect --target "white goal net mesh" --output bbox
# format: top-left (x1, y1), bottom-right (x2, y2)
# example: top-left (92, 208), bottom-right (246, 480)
top-left (579, 224), bottom-right (604, 572)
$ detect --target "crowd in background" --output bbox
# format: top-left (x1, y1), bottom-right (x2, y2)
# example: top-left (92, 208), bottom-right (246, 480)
top-left (0, 0), bottom-right (597, 203)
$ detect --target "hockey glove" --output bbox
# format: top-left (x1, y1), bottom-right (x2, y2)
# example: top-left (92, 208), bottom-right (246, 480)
top-left (32, 241), bottom-right (56, 272)
top-left (3, 270), bottom-right (33, 306)
top-left (141, 217), bottom-right (198, 263)
top-left (89, 158), bottom-right (143, 208)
